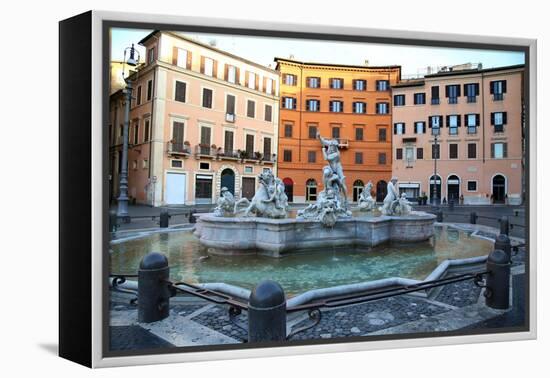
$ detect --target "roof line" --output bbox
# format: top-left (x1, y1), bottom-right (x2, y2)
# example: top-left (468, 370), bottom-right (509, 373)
top-left (424, 64), bottom-right (525, 78)
top-left (274, 57), bottom-right (401, 71)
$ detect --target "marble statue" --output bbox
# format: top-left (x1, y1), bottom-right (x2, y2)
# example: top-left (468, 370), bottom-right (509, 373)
top-left (234, 169), bottom-right (288, 218)
top-left (297, 133), bottom-right (352, 226)
top-left (213, 187), bottom-right (235, 217)
top-left (394, 193), bottom-right (413, 216)
top-left (358, 181), bottom-right (376, 211)
top-left (379, 177), bottom-right (400, 215)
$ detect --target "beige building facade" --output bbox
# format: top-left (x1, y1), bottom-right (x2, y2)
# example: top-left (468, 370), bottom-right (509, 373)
top-left (109, 31), bottom-right (280, 206)
top-left (391, 65), bottom-right (524, 205)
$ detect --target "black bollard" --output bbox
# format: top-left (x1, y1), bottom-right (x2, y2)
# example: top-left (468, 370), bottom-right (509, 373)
top-left (248, 280), bottom-right (287, 343)
top-left (189, 209), bottom-right (197, 224)
top-left (499, 216), bottom-right (510, 236)
top-left (436, 208), bottom-right (443, 222)
top-left (485, 249), bottom-right (511, 310)
top-left (109, 210), bottom-right (118, 232)
top-left (138, 252), bottom-right (171, 323)
top-left (494, 233), bottom-right (512, 262)
top-left (470, 211), bottom-right (477, 224)
top-left (159, 210), bottom-right (170, 228)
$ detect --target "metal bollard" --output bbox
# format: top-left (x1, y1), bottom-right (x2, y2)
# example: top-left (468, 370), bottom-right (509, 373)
top-left (470, 211), bottom-right (477, 224)
top-left (109, 210), bottom-right (118, 232)
top-left (494, 233), bottom-right (512, 262)
top-left (159, 210), bottom-right (170, 228)
top-left (138, 252), bottom-right (171, 323)
top-left (189, 209), bottom-right (197, 224)
top-left (485, 249), bottom-right (511, 310)
top-left (499, 216), bottom-right (510, 236)
top-left (248, 280), bottom-right (287, 343)
top-left (436, 208), bottom-right (443, 222)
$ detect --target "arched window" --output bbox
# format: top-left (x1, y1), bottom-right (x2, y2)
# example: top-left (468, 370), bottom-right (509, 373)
top-left (283, 177), bottom-right (294, 203)
top-left (492, 175), bottom-right (506, 203)
top-left (447, 174), bottom-right (460, 203)
top-left (220, 168), bottom-right (235, 195)
top-left (352, 180), bottom-right (364, 202)
top-left (306, 179), bottom-right (317, 202)
top-left (376, 180), bottom-right (387, 202)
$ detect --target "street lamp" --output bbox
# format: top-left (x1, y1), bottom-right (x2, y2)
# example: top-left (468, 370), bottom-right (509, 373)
top-left (432, 133), bottom-right (439, 206)
top-left (116, 44), bottom-right (140, 222)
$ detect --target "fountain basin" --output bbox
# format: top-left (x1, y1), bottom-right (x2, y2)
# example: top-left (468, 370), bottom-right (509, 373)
top-left (195, 211), bottom-right (436, 257)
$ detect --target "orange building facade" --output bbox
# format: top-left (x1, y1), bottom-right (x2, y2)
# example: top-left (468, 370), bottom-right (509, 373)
top-left (274, 58), bottom-right (401, 203)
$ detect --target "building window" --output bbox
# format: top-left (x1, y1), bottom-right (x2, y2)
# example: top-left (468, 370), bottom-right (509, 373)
top-left (417, 147), bottom-right (424, 159)
top-left (415, 121), bottom-right (426, 134)
top-left (142, 159), bottom-right (149, 169)
top-left (430, 116), bottom-right (442, 135)
top-left (376, 80), bottom-right (389, 91)
top-left (431, 86), bottom-right (440, 105)
top-left (446, 84), bottom-right (460, 104)
top-left (378, 152), bottom-right (387, 165)
top-left (306, 99), bottom-right (320, 112)
top-left (143, 119), bottom-right (150, 142)
top-left (224, 130), bottom-right (234, 153)
top-left (226, 94), bottom-right (236, 116)
top-left (171, 160), bottom-right (183, 168)
top-left (136, 85), bottom-right (142, 106)
top-left (244, 166), bottom-right (254, 174)
top-left (308, 151), bottom-right (316, 163)
top-left (284, 123), bottom-right (293, 138)
top-left (468, 143), bottom-right (476, 159)
top-left (355, 127), bottom-right (364, 141)
top-left (449, 143), bottom-right (458, 159)
top-left (202, 88), bottom-right (213, 108)
top-left (490, 80), bottom-right (507, 100)
top-left (414, 93), bottom-right (426, 105)
top-left (355, 152), bottom-right (363, 164)
top-left (175, 48), bottom-right (189, 68)
top-left (467, 181), bottom-right (477, 191)
top-left (330, 78), bottom-right (344, 89)
top-left (465, 114), bottom-right (480, 134)
top-left (307, 77), bottom-right (320, 88)
top-left (308, 125), bottom-right (318, 139)
top-left (227, 65), bottom-right (237, 84)
top-left (394, 122), bottom-right (405, 135)
top-left (447, 114), bottom-right (460, 135)
top-left (491, 142), bottom-right (508, 159)
top-left (378, 128), bottom-right (387, 142)
top-left (248, 72), bottom-right (257, 89)
top-left (396, 148), bottom-right (403, 160)
top-left (491, 112), bottom-right (507, 132)
top-left (329, 101), bottom-right (343, 113)
top-left (284, 74), bottom-right (297, 86)
top-left (405, 147), bottom-right (414, 166)
top-left (245, 134), bottom-right (255, 156)
top-left (353, 80), bottom-right (366, 91)
top-left (306, 179), bottom-right (317, 201)
top-left (464, 83), bottom-right (479, 103)
top-left (203, 57), bottom-right (214, 76)
top-left (376, 102), bottom-right (389, 114)
top-left (175, 81), bottom-right (186, 102)
top-left (132, 160), bottom-right (138, 170)
top-left (265, 78), bottom-right (273, 94)
top-left (199, 162), bottom-right (210, 170)
top-left (133, 122), bottom-right (139, 145)
top-left (283, 97), bottom-right (296, 110)
top-left (394, 94), bottom-right (405, 106)
top-left (172, 121), bottom-right (185, 151)
top-left (264, 104), bottom-right (272, 122)
top-left (147, 47), bottom-right (155, 64)
top-left (332, 127), bottom-right (340, 139)
top-left (432, 144), bottom-right (440, 159)
top-left (283, 149), bottom-right (292, 162)
top-left (147, 80), bottom-right (153, 101)
top-left (353, 102), bottom-right (366, 114)
top-left (263, 137), bottom-right (272, 158)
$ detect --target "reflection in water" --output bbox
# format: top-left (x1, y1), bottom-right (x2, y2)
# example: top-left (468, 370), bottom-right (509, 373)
top-left (110, 226), bottom-right (492, 296)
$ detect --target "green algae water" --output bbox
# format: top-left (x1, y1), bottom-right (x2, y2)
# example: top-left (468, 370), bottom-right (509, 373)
top-left (110, 226), bottom-right (492, 296)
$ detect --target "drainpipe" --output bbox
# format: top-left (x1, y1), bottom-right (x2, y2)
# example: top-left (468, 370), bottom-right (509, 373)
top-left (298, 64), bottom-right (303, 163)
top-left (481, 72), bottom-right (485, 163)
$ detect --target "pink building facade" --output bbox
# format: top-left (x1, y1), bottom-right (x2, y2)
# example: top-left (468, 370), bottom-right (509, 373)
top-left (391, 65), bottom-right (524, 205)
top-left (109, 31), bottom-right (280, 206)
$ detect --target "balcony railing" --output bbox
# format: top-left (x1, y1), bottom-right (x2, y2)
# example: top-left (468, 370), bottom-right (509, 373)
top-left (493, 93), bottom-right (504, 101)
top-left (448, 97), bottom-right (458, 104)
top-left (167, 142), bottom-right (192, 156)
top-left (194, 145), bottom-right (277, 163)
top-left (467, 96), bottom-right (477, 103)
top-left (336, 138), bottom-right (349, 148)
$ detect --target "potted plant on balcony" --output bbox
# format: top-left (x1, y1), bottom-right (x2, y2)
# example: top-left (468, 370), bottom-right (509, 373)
top-left (254, 151), bottom-right (263, 163)
top-left (420, 192), bottom-right (428, 205)
top-left (238, 149), bottom-right (248, 162)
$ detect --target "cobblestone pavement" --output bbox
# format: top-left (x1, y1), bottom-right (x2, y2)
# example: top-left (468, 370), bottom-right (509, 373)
top-left (433, 280), bottom-right (482, 308)
top-left (110, 326), bottom-right (175, 351)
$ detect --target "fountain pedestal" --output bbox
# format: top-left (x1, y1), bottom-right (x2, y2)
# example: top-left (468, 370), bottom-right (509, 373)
top-left (194, 211), bottom-right (436, 257)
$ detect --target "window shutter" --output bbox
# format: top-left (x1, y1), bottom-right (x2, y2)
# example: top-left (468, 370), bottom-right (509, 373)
top-left (213, 60), bottom-right (218, 78)
top-left (502, 80), bottom-right (507, 93)
top-left (445, 85), bottom-right (449, 97)
top-left (475, 83), bottom-right (480, 95)
top-left (393, 124), bottom-right (397, 134)
top-left (503, 112), bottom-right (508, 124)
top-left (172, 47), bottom-right (178, 65)
top-left (263, 77), bottom-right (267, 93)
top-left (476, 114), bottom-right (480, 126)
top-left (245, 72), bottom-right (249, 87)
top-left (490, 81), bottom-right (495, 94)
top-left (403, 124), bottom-right (406, 134)
top-left (306, 100), bottom-right (310, 111)
top-left (491, 143), bottom-right (495, 158)
top-left (235, 67), bottom-right (240, 85)
top-left (293, 98), bottom-right (296, 110)
top-left (255, 74), bottom-right (259, 90)
top-left (463, 84), bottom-right (468, 96)
top-left (503, 143), bottom-right (508, 157)
top-left (445, 115), bottom-right (449, 127)
top-left (457, 115), bottom-right (461, 127)
top-left (200, 56), bottom-right (205, 74)
top-left (187, 51), bottom-right (192, 69)
top-left (432, 86), bottom-right (439, 97)
top-left (224, 64), bottom-right (229, 81)
top-left (456, 85), bottom-right (461, 97)
top-left (491, 113), bottom-right (495, 125)
top-left (428, 116), bottom-right (432, 128)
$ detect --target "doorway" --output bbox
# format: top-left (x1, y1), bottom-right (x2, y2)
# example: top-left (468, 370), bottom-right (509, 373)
top-left (492, 175), bottom-right (506, 203)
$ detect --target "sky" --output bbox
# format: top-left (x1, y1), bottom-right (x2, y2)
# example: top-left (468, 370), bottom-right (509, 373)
top-left (110, 28), bottom-right (525, 77)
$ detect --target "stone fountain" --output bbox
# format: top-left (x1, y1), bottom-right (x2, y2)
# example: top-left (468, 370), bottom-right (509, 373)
top-left (195, 134), bottom-right (435, 257)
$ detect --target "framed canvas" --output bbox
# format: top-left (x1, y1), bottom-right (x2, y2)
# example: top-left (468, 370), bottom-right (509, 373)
top-left (59, 10), bottom-right (537, 368)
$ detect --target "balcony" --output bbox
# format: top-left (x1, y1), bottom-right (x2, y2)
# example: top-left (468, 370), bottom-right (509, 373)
top-left (493, 93), bottom-right (504, 101)
top-left (194, 144), bottom-right (217, 159)
top-left (167, 142), bottom-right (192, 157)
top-left (336, 138), bottom-right (349, 149)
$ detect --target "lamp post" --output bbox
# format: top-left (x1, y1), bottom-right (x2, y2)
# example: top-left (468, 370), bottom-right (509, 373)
top-left (117, 44), bottom-right (140, 222)
top-left (432, 133), bottom-right (439, 206)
